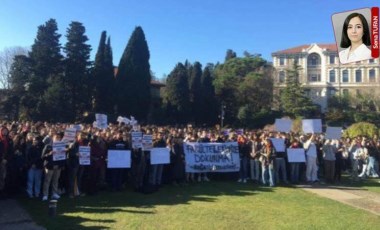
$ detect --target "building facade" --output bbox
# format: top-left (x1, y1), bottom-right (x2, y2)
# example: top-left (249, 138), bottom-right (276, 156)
top-left (272, 43), bottom-right (380, 112)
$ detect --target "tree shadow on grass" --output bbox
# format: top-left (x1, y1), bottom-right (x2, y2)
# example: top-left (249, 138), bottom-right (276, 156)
top-left (19, 178), bottom-right (274, 229)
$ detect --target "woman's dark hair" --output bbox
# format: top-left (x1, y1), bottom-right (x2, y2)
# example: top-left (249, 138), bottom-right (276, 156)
top-left (340, 12), bottom-right (371, 48)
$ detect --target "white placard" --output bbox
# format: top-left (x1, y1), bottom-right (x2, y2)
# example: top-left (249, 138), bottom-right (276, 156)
top-left (62, 128), bottom-right (77, 143)
top-left (131, 132), bottom-right (143, 149)
top-left (270, 138), bottom-right (286, 152)
top-left (95, 113), bottom-right (108, 129)
top-left (150, 148), bottom-right (170, 165)
top-left (142, 135), bottom-right (153, 151)
top-left (275, 119), bottom-right (292, 133)
top-left (117, 116), bottom-right (131, 124)
top-left (79, 146), bottom-right (91, 165)
top-left (325, 127), bottom-right (342, 140)
top-left (287, 148), bottom-right (306, 163)
top-left (52, 141), bottom-right (66, 161)
top-left (107, 150), bottom-right (131, 168)
top-left (302, 119), bottom-right (322, 134)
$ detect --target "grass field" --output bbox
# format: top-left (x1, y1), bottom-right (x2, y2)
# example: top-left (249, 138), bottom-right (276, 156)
top-left (19, 181), bottom-right (380, 230)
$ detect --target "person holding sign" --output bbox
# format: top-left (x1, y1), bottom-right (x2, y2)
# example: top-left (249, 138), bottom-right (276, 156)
top-left (108, 131), bottom-right (129, 192)
top-left (88, 134), bottom-right (107, 195)
top-left (288, 138), bottom-right (304, 184)
top-left (149, 132), bottom-right (167, 187)
top-left (260, 138), bottom-right (276, 187)
top-left (304, 134), bottom-right (319, 184)
top-left (41, 132), bottom-right (65, 201)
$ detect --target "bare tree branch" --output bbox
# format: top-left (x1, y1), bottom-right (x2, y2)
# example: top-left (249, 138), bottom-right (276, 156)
top-left (0, 46), bottom-right (29, 89)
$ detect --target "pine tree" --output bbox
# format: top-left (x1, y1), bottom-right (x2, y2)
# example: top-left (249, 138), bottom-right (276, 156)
top-left (28, 18), bottom-right (63, 121)
top-left (116, 26), bottom-right (151, 120)
top-left (64, 21), bottom-right (92, 121)
top-left (280, 63), bottom-right (317, 118)
top-left (164, 63), bottom-right (190, 123)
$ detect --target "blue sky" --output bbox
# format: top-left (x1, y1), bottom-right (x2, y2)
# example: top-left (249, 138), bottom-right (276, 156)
top-left (0, 0), bottom-right (378, 78)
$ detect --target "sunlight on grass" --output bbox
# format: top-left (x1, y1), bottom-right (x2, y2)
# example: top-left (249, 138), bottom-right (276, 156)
top-left (20, 182), bottom-right (380, 229)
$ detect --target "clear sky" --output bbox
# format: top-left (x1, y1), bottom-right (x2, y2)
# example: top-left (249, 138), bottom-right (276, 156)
top-left (0, 0), bottom-right (378, 78)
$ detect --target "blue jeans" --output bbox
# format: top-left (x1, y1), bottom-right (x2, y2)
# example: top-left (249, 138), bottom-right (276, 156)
top-left (250, 159), bottom-right (260, 181)
top-left (239, 157), bottom-right (248, 180)
top-left (290, 163), bottom-right (300, 184)
top-left (262, 163), bottom-right (275, 186)
top-left (27, 167), bottom-right (42, 197)
top-left (275, 158), bottom-right (288, 183)
top-left (150, 164), bottom-right (164, 185)
top-left (366, 157), bottom-right (379, 177)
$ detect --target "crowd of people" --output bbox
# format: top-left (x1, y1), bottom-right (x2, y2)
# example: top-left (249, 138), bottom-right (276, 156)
top-left (0, 121), bottom-right (379, 201)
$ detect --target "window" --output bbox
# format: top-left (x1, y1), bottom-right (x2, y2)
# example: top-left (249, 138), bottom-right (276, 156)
top-left (309, 74), bottom-right (321, 82)
top-left (329, 89), bottom-right (336, 96)
top-left (329, 70), bottom-right (335, 83)
top-left (307, 53), bottom-right (321, 66)
top-left (342, 70), bottom-right (349, 83)
top-left (279, 71), bottom-right (285, 83)
top-left (355, 69), bottom-right (362, 82)
top-left (342, 89), bottom-right (349, 95)
top-left (369, 58), bottom-right (375, 63)
top-left (329, 55), bottom-right (335, 64)
top-left (369, 69), bottom-right (376, 82)
top-left (294, 57), bottom-right (299, 65)
top-left (279, 57), bottom-right (285, 66)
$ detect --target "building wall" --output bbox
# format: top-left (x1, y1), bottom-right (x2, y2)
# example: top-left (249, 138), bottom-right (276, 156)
top-left (272, 43), bottom-right (380, 112)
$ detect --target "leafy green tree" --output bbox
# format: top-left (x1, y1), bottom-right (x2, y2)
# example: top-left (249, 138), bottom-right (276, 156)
top-left (116, 26), bottom-right (151, 120)
top-left (280, 63), bottom-right (317, 118)
top-left (64, 21), bottom-right (92, 121)
top-left (163, 63), bottom-right (190, 123)
top-left (28, 18), bottom-right (63, 120)
top-left (344, 122), bottom-right (379, 138)
top-left (214, 54), bottom-right (272, 126)
top-left (225, 49), bottom-right (237, 61)
top-left (93, 31), bottom-right (115, 115)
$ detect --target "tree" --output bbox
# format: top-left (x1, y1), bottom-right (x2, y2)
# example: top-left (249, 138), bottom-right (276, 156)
top-left (0, 47), bottom-right (28, 89)
top-left (92, 32), bottom-right (115, 116)
top-left (116, 26), bottom-right (151, 120)
top-left (225, 49), bottom-right (237, 61)
top-left (214, 54), bottom-right (272, 126)
top-left (280, 63), bottom-right (317, 118)
top-left (200, 64), bottom-right (218, 125)
top-left (28, 18), bottom-right (63, 120)
top-left (64, 21), bottom-right (92, 121)
top-left (188, 61), bottom-right (202, 124)
top-left (163, 63), bottom-right (190, 123)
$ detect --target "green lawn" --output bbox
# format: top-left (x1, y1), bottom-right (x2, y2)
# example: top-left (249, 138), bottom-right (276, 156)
top-left (338, 175), bottom-right (380, 194)
top-left (19, 181), bottom-right (380, 230)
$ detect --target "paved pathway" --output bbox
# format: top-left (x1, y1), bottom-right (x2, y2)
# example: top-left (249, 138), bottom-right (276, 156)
top-left (0, 199), bottom-right (45, 230)
top-left (299, 182), bottom-right (380, 216)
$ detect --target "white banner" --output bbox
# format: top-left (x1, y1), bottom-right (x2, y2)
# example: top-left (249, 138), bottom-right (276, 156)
top-left (142, 135), bottom-right (153, 151)
top-left (184, 142), bottom-right (240, 173)
top-left (275, 119), bottom-right (292, 133)
top-left (79, 146), bottom-right (91, 165)
top-left (325, 127), bottom-right (342, 140)
top-left (287, 148), bottom-right (306, 163)
top-left (95, 113), bottom-right (108, 129)
top-left (52, 141), bottom-right (66, 161)
top-left (107, 150), bottom-right (131, 168)
top-left (302, 119), bottom-right (322, 134)
top-left (62, 128), bottom-right (77, 143)
top-left (131, 132), bottom-right (143, 149)
top-left (270, 138), bottom-right (286, 152)
top-left (150, 148), bottom-right (170, 165)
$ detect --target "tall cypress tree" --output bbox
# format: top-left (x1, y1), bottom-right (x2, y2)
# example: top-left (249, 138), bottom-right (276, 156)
top-left (188, 61), bottom-right (202, 124)
top-left (93, 31), bottom-right (115, 115)
top-left (116, 26), bottom-right (151, 120)
top-left (200, 64), bottom-right (218, 125)
top-left (64, 21), bottom-right (92, 121)
top-left (164, 63), bottom-right (190, 123)
top-left (28, 18), bottom-right (63, 121)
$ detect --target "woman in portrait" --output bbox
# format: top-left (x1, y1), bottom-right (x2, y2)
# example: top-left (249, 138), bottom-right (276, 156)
top-left (339, 12), bottom-right (372, 64)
